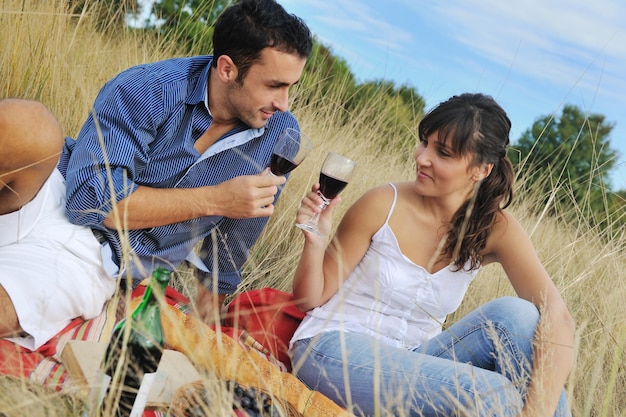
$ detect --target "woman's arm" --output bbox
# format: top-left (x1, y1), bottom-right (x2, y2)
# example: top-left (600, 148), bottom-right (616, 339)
top-left (292, 184), bottom-right (392, 311)
top-left (488, 211), bottom-right (575, 416)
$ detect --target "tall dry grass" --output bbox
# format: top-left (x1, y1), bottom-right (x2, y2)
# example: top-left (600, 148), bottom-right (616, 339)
top-left (1, 0), bottom-right (625, 415)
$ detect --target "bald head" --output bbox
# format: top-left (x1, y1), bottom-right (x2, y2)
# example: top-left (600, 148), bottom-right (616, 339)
top-left (0, 98), bottom-right (64, 213)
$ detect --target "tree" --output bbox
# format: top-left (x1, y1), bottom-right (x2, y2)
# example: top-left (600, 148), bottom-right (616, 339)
top-left (150, 0), bottom-right (232, 52)
top-left (344, 80), bottom-right (425, 153)
top-left (298, 37), bottom-right (356, 110)
top-left (68, 0), bottom-right (140, 30)
top-left (509, 104), bottom-right (621, 229)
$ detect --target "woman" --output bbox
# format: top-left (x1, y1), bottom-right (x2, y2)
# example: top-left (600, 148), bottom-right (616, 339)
top-left (289, 93), bottom-right (575, 416)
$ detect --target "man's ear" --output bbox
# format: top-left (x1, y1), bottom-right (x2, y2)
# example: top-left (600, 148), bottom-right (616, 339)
top-left (215, 55), bottom-right (238, 82)
top-left (473, 163), bottom-right (494, 182)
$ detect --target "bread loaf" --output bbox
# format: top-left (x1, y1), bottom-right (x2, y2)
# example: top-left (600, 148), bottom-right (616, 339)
top-left (155, 301), bottom-right (352, 417)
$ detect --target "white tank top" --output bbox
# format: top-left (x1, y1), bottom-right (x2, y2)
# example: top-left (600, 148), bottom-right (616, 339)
top-left (290, 183), bottom-right (479, 350)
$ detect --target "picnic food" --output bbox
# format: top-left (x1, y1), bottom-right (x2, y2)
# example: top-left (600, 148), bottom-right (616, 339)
top-left (158, 300), bottom-right (352, 417)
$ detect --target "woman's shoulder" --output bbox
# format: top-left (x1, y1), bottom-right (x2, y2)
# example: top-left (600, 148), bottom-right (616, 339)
top-left (355, 181), bottom-right (423, 220)
top-left (362, 181), bottom-right (415, 197)
top-left (354, 182), bottom-right (412, 211)
top-left (356, 182), bottom-right (394, 201)
top-left (491, 209), bottom-right (524, 235)
top-left (483, 209), bottom-right (530, 262)
top-left (341, 183), bottom-right (400, 230)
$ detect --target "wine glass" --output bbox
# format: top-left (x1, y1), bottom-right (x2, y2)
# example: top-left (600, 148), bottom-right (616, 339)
top-left (269, 128), bottom-right (314, 176)
top-left (295, 151), bottom-right (357, 236)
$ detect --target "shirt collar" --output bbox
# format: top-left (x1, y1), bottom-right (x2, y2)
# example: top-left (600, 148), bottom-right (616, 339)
top-left (186, 56), bottom-right (213, 106)
top-left (204, 64), bottom-right (211, 115)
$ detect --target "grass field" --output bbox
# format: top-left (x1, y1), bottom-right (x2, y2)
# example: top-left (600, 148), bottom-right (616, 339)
top-left (1, 1), bottom-right (625, 416)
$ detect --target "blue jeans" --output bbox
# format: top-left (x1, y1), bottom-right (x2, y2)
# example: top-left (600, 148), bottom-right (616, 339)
top-left (291, 297), bottom-right (571, 416)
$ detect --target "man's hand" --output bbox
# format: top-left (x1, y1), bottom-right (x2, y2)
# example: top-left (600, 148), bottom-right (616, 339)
top-left (195, 283), bottom-right (227, 327)
top-left (211, 169), bottom-right (285, 218)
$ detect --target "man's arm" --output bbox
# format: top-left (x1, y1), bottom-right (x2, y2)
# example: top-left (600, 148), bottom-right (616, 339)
top-left (102, 173), bottom-right (285, 229)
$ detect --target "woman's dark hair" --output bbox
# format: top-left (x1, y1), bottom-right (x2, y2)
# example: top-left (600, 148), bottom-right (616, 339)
top-left (212, 0), bottom-right (313, 83)
top-left (418, 93), bottom-right (514, 271)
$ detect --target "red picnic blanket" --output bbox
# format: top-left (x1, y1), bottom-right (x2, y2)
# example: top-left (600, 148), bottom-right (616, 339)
top-left (0, 286), bottom-right (303, 415)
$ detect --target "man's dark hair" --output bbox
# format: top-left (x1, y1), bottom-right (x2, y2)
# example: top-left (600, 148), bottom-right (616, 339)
top-left (212, 0), bottom-right (313, 82)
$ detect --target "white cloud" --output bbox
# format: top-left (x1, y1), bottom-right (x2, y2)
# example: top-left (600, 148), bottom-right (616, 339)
top-left (427, 0), bottom-right (626, 99)
top-left (282, 0), bottom-right (416, 80)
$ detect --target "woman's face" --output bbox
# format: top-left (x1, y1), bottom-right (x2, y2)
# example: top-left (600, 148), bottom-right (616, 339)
top-left (413, 131), bottom-right (484, 200)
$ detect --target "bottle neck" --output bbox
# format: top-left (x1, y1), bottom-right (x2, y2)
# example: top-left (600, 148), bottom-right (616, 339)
top-left (131, 268), bottom-right (170, 321)
top-left (131, 285), bottom-right (155, 321)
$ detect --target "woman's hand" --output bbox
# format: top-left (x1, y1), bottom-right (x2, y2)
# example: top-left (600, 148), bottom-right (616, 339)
top-left (296, 183), bottom-right (342, 239)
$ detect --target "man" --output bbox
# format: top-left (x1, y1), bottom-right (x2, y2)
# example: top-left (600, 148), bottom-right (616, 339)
top-left (0, 99), bottom-right (116, 350)
top-left (58, 0), bottom-right (313, 324)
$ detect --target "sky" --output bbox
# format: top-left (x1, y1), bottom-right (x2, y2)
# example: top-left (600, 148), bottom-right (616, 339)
top-left (278, 0), bottom-right (626, 190)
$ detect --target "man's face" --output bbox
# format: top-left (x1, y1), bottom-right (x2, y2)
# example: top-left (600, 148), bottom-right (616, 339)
top-left (227, 48), bottom-right (307, 129)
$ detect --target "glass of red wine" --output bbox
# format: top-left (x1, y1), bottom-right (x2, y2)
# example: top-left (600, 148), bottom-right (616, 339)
top-left (269, 128), bottom-right (314, 176)
top-left (296, 151), bottom-right (357, 236)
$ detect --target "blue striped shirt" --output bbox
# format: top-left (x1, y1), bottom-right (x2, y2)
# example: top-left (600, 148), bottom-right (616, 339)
top-left (57, 55), bottom-right (300, 293)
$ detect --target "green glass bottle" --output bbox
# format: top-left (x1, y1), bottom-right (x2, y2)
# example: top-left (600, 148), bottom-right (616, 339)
top-left (101, 267), bottom-right (171, 417)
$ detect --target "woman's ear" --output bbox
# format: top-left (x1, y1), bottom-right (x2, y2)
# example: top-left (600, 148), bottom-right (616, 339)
top-left (473, 163), bottom-right (494, 182)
